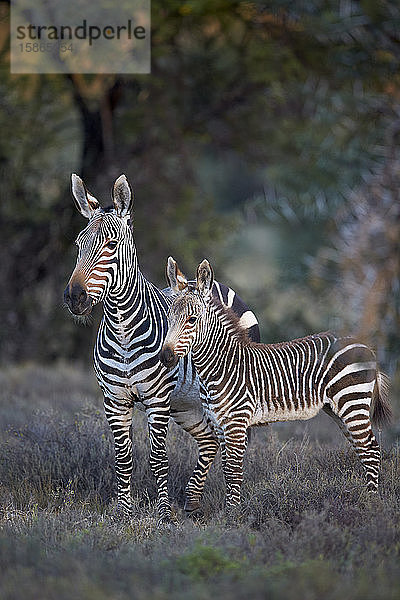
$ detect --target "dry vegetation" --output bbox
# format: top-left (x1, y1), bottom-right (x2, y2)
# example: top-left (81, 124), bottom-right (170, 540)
top-left (0, 364), bottom-right (399, 600)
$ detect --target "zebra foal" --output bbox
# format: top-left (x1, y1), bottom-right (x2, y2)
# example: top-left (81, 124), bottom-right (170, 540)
top-left (160, 257), bottom-right (392, 510)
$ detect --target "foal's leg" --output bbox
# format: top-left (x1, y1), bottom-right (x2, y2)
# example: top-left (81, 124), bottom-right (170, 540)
top-left (223, 420), bottom-right (248, 510)
top-left (323, 402), bottom-right (380, 492)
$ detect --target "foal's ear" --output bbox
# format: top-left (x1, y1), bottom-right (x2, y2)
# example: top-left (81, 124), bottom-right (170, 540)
top-left (71, 174), bottom-right (100, 219)
top-left (166, 256), bottom-right (188, 293)
top-left (196, 259), bottom-right (214, 297)
top-left (113, 174), bottom-right (132, 219)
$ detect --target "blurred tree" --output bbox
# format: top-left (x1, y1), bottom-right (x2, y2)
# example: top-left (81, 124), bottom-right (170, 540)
top-left (0, 0), bottom-right (399, 365)
top-left (314, 119), bottom-right (400, 374)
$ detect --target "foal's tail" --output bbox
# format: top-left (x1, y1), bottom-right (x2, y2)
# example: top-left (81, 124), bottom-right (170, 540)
top-left (371, 371), bottom-right (392, 428)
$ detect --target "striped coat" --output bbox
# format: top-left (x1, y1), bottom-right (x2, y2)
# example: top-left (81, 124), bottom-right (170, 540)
top-left (161, 258), bottom-right (392, 509)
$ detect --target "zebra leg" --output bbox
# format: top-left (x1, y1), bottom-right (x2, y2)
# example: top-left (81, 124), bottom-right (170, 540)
top-left (171, 382), bottom-right (220, 513)
top-left (183, 423), bottom-right (219, 513)
top-left (223, 421), bottom-right (247, 511)
top-left (170, 406), bottom-right (219, 512)
top-left (145, 403), bottom-right (171, 523)
top-left (323, 404), bottom-right (380, 492)
top-left (103, 397), bottom-right (134, 517)
top-left (217, 428), bottom-right (227, 472)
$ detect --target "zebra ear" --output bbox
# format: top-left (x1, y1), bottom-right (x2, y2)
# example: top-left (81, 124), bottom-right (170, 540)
top-left (71, 174), bottom-right (100, 219)
top-left (113, 174), bottom-right (132, 219)
top-left (166, 256), bottom-right (188, 293)
top-left (196, 259), bottom-right (214, 297)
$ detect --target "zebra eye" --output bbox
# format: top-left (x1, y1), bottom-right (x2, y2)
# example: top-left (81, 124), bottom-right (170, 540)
top-left (106, 240), bottom-right (118, 249)
top-left (188, 316), bottom-right (197, 325)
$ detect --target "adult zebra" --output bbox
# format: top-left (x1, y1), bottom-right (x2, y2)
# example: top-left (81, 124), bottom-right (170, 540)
top-left (63, 174), bottom-right (259, 523)
top-left (160, 258), bottom-right (392, 510)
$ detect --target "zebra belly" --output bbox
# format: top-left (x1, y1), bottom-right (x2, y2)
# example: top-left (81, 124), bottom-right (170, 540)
top-left (249, 398), bottom-right (322, 425)
top-left (133, 373), bottom-right (204, 423)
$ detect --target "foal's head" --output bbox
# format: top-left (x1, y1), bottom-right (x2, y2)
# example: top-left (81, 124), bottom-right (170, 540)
top-left (64, 174), bottom-right (134, 316)
top-left (159, 257), bottom-right (214, 368)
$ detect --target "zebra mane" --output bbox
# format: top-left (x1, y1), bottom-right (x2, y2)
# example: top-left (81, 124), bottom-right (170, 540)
top-left (211, 297), bottom-right (252, 346)
top-left (210, 297), bottom-right (336, 350)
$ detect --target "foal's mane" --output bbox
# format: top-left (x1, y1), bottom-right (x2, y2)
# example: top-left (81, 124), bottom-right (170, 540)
top-left (210, 297), bottom-right (252, 346)
top-left (210, 296), bottom-right (335, 351)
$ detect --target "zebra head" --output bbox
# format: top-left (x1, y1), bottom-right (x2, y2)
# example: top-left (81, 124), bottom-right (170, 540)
top-left (160, 257), bottom-right (214, 369)
top-left (64, 174), bottom-right (134, 315)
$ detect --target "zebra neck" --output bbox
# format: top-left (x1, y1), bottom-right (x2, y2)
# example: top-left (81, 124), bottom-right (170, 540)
top-left (193, 304), bottom-right (242, 386)
top-left (103, 265), bottom-right (168, 347)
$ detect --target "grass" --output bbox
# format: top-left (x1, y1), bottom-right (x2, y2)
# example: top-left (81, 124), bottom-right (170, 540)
top-left (0, 363), bottom-right (399, 599)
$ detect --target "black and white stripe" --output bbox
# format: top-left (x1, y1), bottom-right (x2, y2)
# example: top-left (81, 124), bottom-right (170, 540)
top-left (162, 259), bottom-right (392, 509)
top-left (65, 175), bottom-right (260, 521)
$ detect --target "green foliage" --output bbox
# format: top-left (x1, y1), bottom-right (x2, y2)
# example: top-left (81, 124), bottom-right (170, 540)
top-left (176, 543), bottom-right (243, 580)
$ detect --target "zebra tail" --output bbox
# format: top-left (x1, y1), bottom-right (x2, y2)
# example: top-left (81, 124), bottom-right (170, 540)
top-left (371, 371), bottom-right (393, 428)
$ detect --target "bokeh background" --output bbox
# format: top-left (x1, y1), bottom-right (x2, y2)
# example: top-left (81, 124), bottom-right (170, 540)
top-left (0, 1), bottom-right (399, 382)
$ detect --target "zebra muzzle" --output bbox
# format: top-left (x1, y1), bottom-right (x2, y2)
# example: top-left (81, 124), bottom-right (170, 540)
top-left (159, 345), bottom-right (179, 369)
top-left (64, 283), bottom-right (93, 316)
